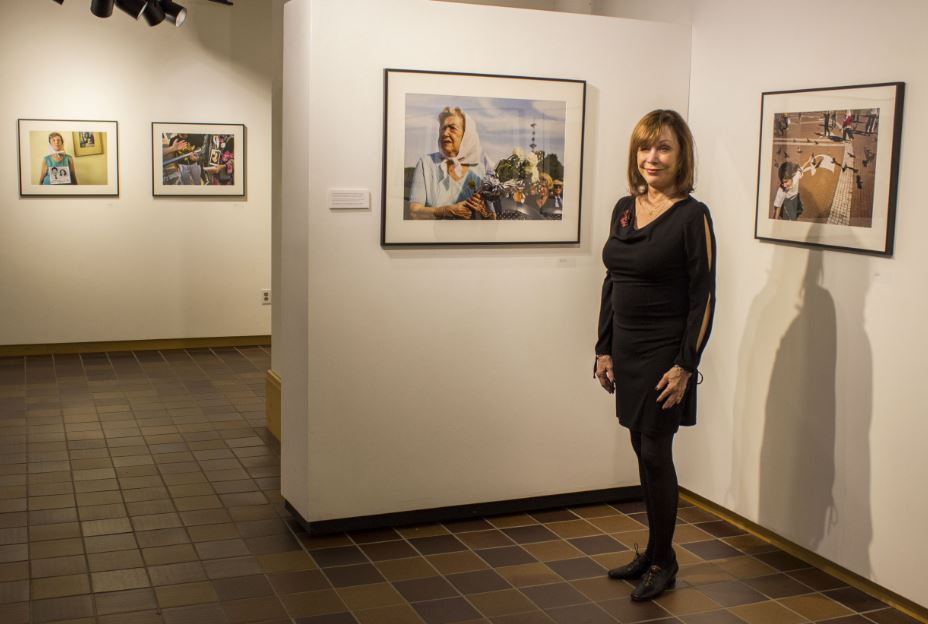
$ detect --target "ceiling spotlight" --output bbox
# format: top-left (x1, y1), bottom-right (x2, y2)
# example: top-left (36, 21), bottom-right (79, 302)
top-left (208, 0), bottom-right (233, 5)
top-left (115, 0), bottom-right (147, 19)
top-left (90, 0), bottom-right (115, 17)
top-left (142, 0), bottom-right (166, 26)
top-left (51, 0), bottom-right (64, 4)
top-left (160, 0), bottom-right (187, 26)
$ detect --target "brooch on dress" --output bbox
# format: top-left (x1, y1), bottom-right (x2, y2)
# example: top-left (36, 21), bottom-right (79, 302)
top-left (619, 209), bottom-right (631, 228)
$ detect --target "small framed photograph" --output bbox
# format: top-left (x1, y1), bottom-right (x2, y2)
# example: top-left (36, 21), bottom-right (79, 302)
top-left (754, 82), bottom-right (904, 255)
top-left (18, 119), bottom-right (119, 196)
top-left (382, 68), bottom-right (586, 246)
top-left (152, 122), bottom-right (245, 196)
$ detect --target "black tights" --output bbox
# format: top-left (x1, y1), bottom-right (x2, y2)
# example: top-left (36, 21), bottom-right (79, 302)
top-left (630, 430), bottom-right (678, 568)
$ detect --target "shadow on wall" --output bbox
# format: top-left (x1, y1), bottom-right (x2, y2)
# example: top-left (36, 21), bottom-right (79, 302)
top-left (731, 245), bottom-right (872, 575)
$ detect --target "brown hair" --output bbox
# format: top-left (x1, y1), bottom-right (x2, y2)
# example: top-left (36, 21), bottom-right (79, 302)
top-left (48, 132), bottom-right (64, 143)
top-left (627, 109), bottom-right (695, 196)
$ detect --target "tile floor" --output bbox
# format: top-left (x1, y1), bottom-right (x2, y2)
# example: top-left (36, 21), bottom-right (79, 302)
top-left (0, 347), bottom-right (922, 624)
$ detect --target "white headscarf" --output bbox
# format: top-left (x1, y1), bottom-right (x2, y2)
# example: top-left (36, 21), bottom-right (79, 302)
top-left (440, 111), bottom-right (484, 178)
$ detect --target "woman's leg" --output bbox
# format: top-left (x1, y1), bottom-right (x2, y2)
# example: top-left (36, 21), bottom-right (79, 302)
top-left (629, 430), bottom-right (655, 561)
top-left (636, 431), bottom-right (678, 568)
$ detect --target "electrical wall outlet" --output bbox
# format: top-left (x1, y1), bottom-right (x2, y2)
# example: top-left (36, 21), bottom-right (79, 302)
top-left (261, 289), bottom-right (271, 305)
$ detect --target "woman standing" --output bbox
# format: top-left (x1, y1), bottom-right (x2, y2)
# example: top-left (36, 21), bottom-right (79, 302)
top-left (595, 110), bottom-right (716, 601)
top-left (39, 132), bottom-right (79, 185)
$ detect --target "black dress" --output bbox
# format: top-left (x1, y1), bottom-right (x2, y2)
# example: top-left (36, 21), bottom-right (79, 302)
top-left (596, 195), bottom-right (716, 435)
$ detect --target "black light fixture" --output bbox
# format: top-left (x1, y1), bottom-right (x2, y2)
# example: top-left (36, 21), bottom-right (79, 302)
top-left (160, 0), bottom-right (187, 26)
top-left (142, 0), bottom-right (166, 26)
top-left (50, 0), bottom-right (225, 26)
top-left (114, 0), bottom-right (147, 19)
top-left (90, 0), bottom-right (115, 17)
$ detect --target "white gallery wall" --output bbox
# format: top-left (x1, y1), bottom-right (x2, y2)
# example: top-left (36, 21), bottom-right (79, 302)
top-left (0, 0), bottom-right (273, 345)
top-left (684, 0), bottom-right (928, 607)
top-left (280, 0), bottom-right (691, 522)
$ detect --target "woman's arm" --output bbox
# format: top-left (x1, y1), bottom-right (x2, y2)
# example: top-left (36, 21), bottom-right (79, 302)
top-left (674, 204), bottom-right (717, 373)
top-left (39, 159), bottom-right (48, 185)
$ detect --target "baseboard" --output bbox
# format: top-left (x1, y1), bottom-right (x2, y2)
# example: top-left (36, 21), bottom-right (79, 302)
top-left (266, 369), bottom-right (281, 441)
top-left (286, 486), bottom-right (642, 535)
top-left (680, 487), bottom-right (928, 623)
top-left (0, 335), bottom-right (271, 357)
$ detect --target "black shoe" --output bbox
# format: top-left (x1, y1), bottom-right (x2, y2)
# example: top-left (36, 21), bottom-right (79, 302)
top-left (630, 560), bottom-right (678, 601)
top-left (607, 546), bottom-right (650, 580)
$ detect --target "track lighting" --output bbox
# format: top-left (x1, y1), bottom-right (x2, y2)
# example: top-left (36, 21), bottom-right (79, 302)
top-left (90, 0), bottom-right (115, 17)
top-left (50, 0), bottom-right (223, 26)
top-left (142, 0), bottom-right (166, 26)
top-left (160, 0), bottom-right (187, 26)
top-left (115, 0), bottom-right (147, 20)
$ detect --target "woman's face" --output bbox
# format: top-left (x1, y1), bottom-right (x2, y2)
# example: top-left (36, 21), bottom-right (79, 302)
top-left (49, 135), bottom-right (64, 151)
top-left (439, 114), bottom-right (465, 158)
top-left (637, 126), bottom-right (679, 192)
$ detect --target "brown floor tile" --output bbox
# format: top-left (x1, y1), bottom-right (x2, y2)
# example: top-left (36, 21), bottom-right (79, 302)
top-left (375, 557), bottom-right (436, 581)
top-left (412, 596), bottom-right (481, 624)
top-left (212, 574), bottom-right (273, 600)
top-left (160, 602), bottom-right (228, 624)
top-left (722, 535), bottom-right (778, 556)
top-left (269, 569), bottom-right (330, 594)
top-left (654, 587), bottom-right (722, 615)
top-left (335, 581), bottom-right (405, 610)
top-left (546, 602), bottom-right (615, 624)
top-left (713, 556), bottom-right (777, 580)
top-left (188, 523), bottom-right (239, 542)
top-left (91, 567), bottom-right (152, 593)
top-left (98, 609), bottom-right (165, 624)
top-left (221, 595), bottom-right (288, 624)
top-left (495, 562), bottom-right (561, 588)
top-left (567, 535), bottom-right (628, 556)
top-left (682, 540), bottom-right (743, 561)
top-left (491, 612), bottom-right (556, 624)
top-left (393, 575), bottom-right (458, 602)
top-left (0, 579), bottom-right (29, 603)
top-left (469, 588), bottom-right (538, 617)
top-left (501, 526), bottom-right (559, 545)
top-left (202, 556), bottom-right (264, 579)
top-left (456, 530), bottom-right (515, 550)
top-left (428, 551), bottom-right (490, 575)
top-left (30, 538), bottom-right (84, 559)
top-left (94, 587), bottom-right (159, 615)
top-left (754, 550), bottom-right (809, 573)
top-left (359, 540), bottom-right (417, 562)
top-left (695, 580), bottom-right (768, 607)
top-left (0, 561), bottom-right (29, 582)
top-left (0, 602), bottom-right (29, 624)
top-left (487, 515), bottom-right (538, 530)
top-left (729, 601), bottom-right (807, 624)
top-left (281, 588), bottom-right (347, 617)
top-left (323, 563), bottom-right (385, 588)
top-left (257, 550), bottom-right (316, 573)
top-left (143, 544), bottom-right (199, 566)
top-left (865, 608), bottom-right (925, 624)
top-left (521, 582), bottom-right (587, 609)
top-left (545, 557), bottom-right (605, 581)
top-left (31, 594), bottom-right (94, 623)
top-left (475, 547), bottom-right (536, 568)
top-left (85, 532), bottom-right (139, 553)
top-left (446, 569), bottom-right (511, 594)
top-left (155, 581), bottom-right (219, 608)
top-left (679, 609), bottom-right (748, 623)
top-left (787, 567), bottom-right (847, 591)
top-left (88, 548), bottom-right (145, 572)
top-left (779, 593), bottom-right (853, 620)
top-left (30, 554), bottom-right (88, 578)
top-left (410, 534), bottom-right (468, 555)
top-left (520, 541), bottom-right (583, 562)
top-left (148, 562), bottom-right (208, 586)
top-left (195, 539), bottom-right (250, 560)
top-left (354, 603), bottom-right (422, 624)
top-left (136, 527), bottom-right (191, 549)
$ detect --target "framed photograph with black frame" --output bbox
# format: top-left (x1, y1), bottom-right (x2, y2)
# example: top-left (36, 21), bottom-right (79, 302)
top-left (18, 119), bottom-right (118, 197)
top-left (152, 122), bottom-right (245, 197)
top-left (381, 68), bottom-right (586, 246)
top-left (754, 82), bottom-right (904, 255)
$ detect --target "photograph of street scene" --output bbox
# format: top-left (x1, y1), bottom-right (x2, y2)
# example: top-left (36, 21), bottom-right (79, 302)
top-left (767, 108), bottom-right (879, 228)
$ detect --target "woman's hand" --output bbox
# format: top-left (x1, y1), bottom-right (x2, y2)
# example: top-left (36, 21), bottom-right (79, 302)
top-left (656, 365), bottom-right (691, 410)
top-left (445, 201), bottom-right (474, 219)
top-left (595, 355), bottom-right (615, 394)
top-left (465, 194), bottom-right (495, 219)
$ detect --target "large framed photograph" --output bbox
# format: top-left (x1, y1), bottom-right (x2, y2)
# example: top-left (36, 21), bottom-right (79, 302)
top-left (152, 122), bottom-right (245, 196)
top-left (18, 119), bottom-right (118, 196)
top-left (755, 82), bottom-right (904, 255)
top-left (382, 69), bottom-right (586, 246)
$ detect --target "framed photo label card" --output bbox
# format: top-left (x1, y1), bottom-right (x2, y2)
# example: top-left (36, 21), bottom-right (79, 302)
top-left (382, 69), bottom-right (586, 246)
top-left (18, 119), bottom-right (119, 197)
top-left (152, 122), bottom-right (246, 196)
top-left (754, 82), bottom-right (904, 255)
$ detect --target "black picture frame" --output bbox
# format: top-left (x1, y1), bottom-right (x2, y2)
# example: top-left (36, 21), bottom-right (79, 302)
top-left (754, 82), bottom-right (904, 256)
top-left (381, 68), bottom-right (586, 247)
top-left (151, 122), bottom-right (246, 197)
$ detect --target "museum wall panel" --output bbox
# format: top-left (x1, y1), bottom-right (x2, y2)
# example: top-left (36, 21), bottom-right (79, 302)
top-left (280, 0), bottom-right (691, 522)
top-left (0, 0), bottom-right (273, 345)
top-left (685, 0), bottom-right (928, 607)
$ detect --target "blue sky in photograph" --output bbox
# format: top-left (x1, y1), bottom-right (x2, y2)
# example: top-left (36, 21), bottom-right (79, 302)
top-left (403, 93), bottom-right (566, 168)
